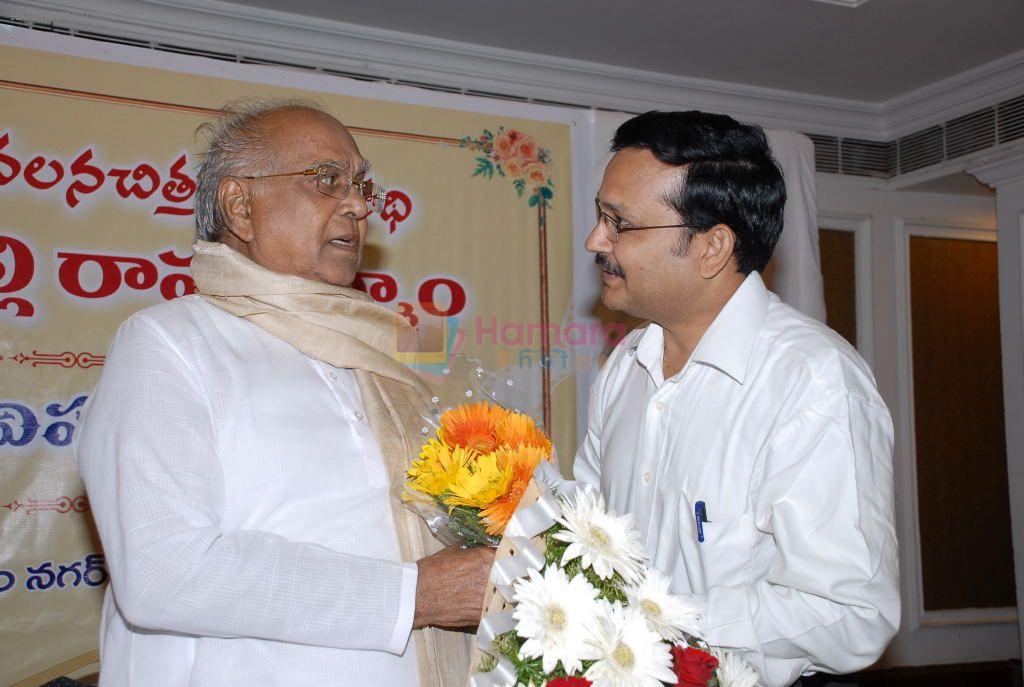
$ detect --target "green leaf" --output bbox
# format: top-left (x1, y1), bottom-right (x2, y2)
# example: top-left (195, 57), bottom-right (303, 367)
top-left (473, 157), bottom-right (495, 179)
top-left (540, 186), bottom-right (553, 199)
top-left (528, 195), bottom-right (539, 207)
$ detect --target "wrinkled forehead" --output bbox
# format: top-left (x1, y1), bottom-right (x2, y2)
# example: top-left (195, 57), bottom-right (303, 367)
top-left (262, 108), bottom-right (366, 171)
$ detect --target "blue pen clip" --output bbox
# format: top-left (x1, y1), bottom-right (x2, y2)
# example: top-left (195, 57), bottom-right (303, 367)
top-left (695, 501), bottom-right (708, 543)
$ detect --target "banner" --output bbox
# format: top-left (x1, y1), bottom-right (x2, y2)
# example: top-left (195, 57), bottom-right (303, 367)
top-left (0, 30), bottom-right (587, 683)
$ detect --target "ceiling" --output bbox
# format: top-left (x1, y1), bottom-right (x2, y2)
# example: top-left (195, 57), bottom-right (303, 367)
top-left (218, 0), bottom-right (1024, 102)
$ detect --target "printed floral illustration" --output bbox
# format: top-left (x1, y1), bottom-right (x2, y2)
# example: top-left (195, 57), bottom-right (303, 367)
top-left (460, 127), bottom-right (555, 209)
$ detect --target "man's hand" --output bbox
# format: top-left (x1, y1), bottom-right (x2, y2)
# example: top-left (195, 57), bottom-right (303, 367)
top-left (413, 546), bottom-right (496, 630)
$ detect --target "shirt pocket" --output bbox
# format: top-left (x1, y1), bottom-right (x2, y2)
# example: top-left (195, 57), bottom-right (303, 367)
top-left (696, 509), bottom-right (759, 587)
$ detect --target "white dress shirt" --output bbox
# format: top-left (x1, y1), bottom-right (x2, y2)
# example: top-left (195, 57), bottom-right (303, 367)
top-left (76, 295), bottom-right (420, 687)
top-left (574, 272), bottom-right (899, 687)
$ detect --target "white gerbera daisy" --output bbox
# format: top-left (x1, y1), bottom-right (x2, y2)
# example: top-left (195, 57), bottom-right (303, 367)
top-left (553, 489), bottom-right (647, 584)
top-left (511, 566), bottom-right (601, 674)
top-left (625, 569), bottom-right (704, 642)
top-left (584, 602), bottom-right (676, 687)
top-left (711, 647), bottom-right (760, 687)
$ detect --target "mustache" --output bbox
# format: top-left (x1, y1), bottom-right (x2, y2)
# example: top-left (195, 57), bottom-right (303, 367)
top-left (595, 253), bottom-right (625, 278)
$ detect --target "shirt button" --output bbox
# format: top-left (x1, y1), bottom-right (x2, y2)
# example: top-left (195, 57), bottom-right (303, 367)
top-left (642, 471), bottom-right (652, 484)
top-left (328, 371), bottom-right (338, 380)
top-left (354, 411), bottom-right (365, 422)
top-left (654, 400), bottom-right (665, 411)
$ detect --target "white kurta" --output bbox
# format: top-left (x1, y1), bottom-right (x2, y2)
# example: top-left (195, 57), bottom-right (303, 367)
top-left (574, 273), bottom-right (899, 687)
top-left (76, 295), bottom-right (419, 687)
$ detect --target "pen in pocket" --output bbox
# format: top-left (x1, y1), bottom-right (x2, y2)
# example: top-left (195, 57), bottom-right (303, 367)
top-left (695, 501), bottom-right (708, 543)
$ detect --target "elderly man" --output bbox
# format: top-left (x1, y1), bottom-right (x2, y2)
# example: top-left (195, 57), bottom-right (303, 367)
top-left (76, 100), bottom-right (491, 687)
top-left (575, 111), bottom-right (900, 687)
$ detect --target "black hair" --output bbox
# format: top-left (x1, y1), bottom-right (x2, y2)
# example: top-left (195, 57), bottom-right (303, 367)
top-left (611, 110), bottom-right (786, 274)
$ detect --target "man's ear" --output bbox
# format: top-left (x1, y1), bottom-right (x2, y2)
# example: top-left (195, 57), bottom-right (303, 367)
top-left (218, 178), bottom-right (255, 243)
top-left (698, 224), bottom-right (736, 279)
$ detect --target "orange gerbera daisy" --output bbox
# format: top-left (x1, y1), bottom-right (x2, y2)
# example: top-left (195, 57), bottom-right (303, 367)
top-left (480, 445), bottom-right (547, 535)
top-left (439, 401), bottom-right (510, 455)
top-left (495, 411), bottom-right (553, 457)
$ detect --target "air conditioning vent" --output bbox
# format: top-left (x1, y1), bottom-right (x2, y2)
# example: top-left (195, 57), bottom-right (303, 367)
top-left (898, 126), bottom-right (944, 174)
top-left (238, 56), bottom-right (314, 71)
top-left (807, 134), bottom-right (840, 173)
top-left (997, 94), bottom-right (1024, 144)
top-left (945, 108), bottom-right (996, 159)
top-left (464, 89), bottom-right (531, 103)
top-left (841, 138), bottom-right (894, 177)
top-left (394, 79), bottom-right (462, 94)
top-left (321, 68), bottom-right (386, 83)
top-left (155, 43), bottom-right (237, 63)
top-left (75, 30), bottom-right (150, 48)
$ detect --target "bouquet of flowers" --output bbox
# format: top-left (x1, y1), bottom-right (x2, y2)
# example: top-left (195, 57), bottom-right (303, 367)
top-left (472, 488), bottom-right (761, 687)
top-left (403, 359), bottom-right (554, 547)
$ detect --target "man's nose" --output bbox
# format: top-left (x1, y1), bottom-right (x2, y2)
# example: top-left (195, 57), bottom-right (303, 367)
top-left (585, 222), bottom-right (613, 254)
top-left (338, 189), bottom-right (370, 220)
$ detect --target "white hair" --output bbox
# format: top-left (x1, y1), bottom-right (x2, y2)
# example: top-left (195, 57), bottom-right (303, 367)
top-left (193, 97), bottom-right (325, 242)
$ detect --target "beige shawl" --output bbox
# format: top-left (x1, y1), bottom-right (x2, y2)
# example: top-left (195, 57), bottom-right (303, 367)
top-left (190, 240), bottom-right (470, 687)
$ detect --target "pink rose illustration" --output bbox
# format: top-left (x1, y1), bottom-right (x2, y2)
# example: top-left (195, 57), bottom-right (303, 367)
top-left (514, 135), bottom-right (540, 162)
top-left (493, 133), bottom-right (515, 162)
top-left (524, 161), bottom-right (547, 185)
top-left (504, 157), bottom-right (526, 179)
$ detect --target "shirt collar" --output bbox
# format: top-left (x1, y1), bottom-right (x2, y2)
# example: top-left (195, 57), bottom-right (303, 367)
top-left (632, 271), bottom-right (770, 386)
top-left (634, 323), bottom-right (666, 385)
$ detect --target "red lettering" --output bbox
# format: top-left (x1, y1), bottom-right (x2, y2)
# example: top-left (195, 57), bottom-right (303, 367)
top-left (380, 190), bottom-right (412, 234)
top-left (419, 278), bottom-right (467, 317)
top-left (65, 149), bottom-right (105, 209)
top-left (155, 154), bottom-right (195, 216)
top-left (0, 235), bottom-right (34, 293)
top-left (353, 271), bottom-right (398, 303)
top-left (56, 252), bottom-right (157, 299)
top-left (157, 250), bottom-right (196, 300)
top-left (24, 156), bottom-right (66, 190)
top-left (0, 132), bottom-right (22, 185)
top-left (397, 301), bottom-right (419, 327)
top-left (0, 297), bottom-right (33, 317)
top-left (0, 234), bottom-right (35, 318)
top-left (109, 164), bottom-right (159, 199)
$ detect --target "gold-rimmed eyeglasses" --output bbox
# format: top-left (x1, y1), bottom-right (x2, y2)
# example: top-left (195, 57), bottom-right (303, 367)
top-left (239, 163), bottom-right (388, 213)
top-left (595, 197), bottom-right (703, 243)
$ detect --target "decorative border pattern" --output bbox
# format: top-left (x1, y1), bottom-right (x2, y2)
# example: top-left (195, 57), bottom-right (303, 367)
top-left (3, 495), bottom-right (91, 516)
top-left (3, 351), bottom-right (106, 369)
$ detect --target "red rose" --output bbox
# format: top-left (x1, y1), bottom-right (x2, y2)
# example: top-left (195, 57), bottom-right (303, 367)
top-left (672, 645), bottom-right (719, 686)
top-left (546, 678), bottom-right (591, 687)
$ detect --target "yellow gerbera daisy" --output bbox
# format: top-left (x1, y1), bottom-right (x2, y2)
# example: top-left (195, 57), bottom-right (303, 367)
top-left (443, 451), bottom-right (511, 510)
top-left (405, 439), bottom-right (471, 497)
top-left (480, 445), bottom-right (547, 535)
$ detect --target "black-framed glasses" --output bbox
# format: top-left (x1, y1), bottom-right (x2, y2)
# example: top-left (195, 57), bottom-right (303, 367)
top-left (239, 163), bottom-right (388, 212)
top-left (595, 197), bottom-right (702, 242)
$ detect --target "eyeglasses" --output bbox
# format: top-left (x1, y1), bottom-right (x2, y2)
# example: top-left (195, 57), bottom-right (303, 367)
top-left (239, 163), bottom-right (388, 212)
top-left (595, 197), bottom-right (702, 243)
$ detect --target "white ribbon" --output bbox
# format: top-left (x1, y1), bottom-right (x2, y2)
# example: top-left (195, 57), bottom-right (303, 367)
top-left (470, 656), bottom-right (517, 687)
top-left (476, 610), bottom-right (516, 653)
top-left (489, 536), bottom-right (546, 602)
top-left (503, 488), bottom-right (561, 539)
top-left (472, 478), bottom-right (560, 686)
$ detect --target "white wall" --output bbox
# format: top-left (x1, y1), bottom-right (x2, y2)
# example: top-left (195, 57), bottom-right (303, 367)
top-left (817, 175), bottom-right (1019, 668)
